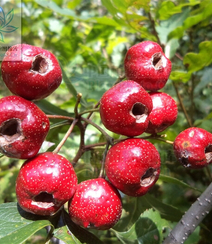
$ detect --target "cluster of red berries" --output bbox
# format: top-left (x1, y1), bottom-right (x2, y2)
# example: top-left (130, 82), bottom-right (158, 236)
top-left (1, 40), bottom-right (212, 232)
top-left (0, 43), bottom-right (122, 230)
top-left (0, 44), bottom-right (79, 218)
top-left (100, 41), bottom-right (175, 198)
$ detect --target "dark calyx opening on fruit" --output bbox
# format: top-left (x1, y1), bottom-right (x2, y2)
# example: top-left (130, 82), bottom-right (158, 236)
top-left (181, 157), bottom-right (190, 167)
top-left (130, 102), bottom-right (148, 123)
top-left (140, 168), bottom-right (157, 187)
top-left (32, 192), bottom-right (55, 208)
top-left (0, 118), bottom-right (23, 143)
top-left (205, 145), bottom-right (212, 163)
top-left (152, 52), bottom-right (163, 70)
top-left (180, 150), bottom-right (192, 167)
top-left (30, 54), bottom-right (49, 74)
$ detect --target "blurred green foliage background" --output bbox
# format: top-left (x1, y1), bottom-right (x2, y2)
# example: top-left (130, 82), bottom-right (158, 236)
top-left (1, 0), bottom-right (212, 243)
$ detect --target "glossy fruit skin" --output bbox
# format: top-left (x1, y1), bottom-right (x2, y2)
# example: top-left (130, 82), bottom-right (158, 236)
top-left (124, 41), bottom-right (172, 91)
top-left (145, 92), bottom-right (178, 134)
top-left (173, 127), bottom-right (212, 169)
top-left (1, 44), bottom-right (62, 101)
top-left (16, 152), bottom-right (78, 216)
top-left (68, 178), bottom-right (122, 230)
top-left (100, 80), bottom-right (153, 137)
top-left (105, 138), bottom-right (161, 197)
top-left (0, 95), bottom-right (50, 159)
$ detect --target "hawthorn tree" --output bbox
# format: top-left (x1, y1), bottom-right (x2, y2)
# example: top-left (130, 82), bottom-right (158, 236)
top-left (1, 0), bottom-right (212, 244)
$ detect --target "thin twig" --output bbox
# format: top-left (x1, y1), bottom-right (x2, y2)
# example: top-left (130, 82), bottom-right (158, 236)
top-left (81, 117), bottom-right (114, 145)
top-left (74, 93), bottom-right (82, 118)
top-left (147, 12), bottom-right (162, 47)
top-left (99, 142), bottom-right (111, 178)
top-left (175, 53), bottom-right (183, 61)
top-left (172, 81), bottom-right (193, 127)
top-left (47, 115), bottom-right (75, 121)
top-left (72, 120), bottom-right (86, 167)
top-left (79, 108), bottom-right (99, 116)
top-left (53, 119), bottom-right (78, 154)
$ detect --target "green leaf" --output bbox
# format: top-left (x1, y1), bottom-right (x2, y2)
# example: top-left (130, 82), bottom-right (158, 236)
top-left (114, 209), bottom-right (170, 244)
top-left (101, 0), bottom-right (150, 32)
top-left (169, 1), bottom-right (212, 39)
top-left (114, 195), bottom-right (151, 232)
top-left (35, 99), bottom-right (73, 117)
top-left (194, 67), bottom-right (212, 94)
top-left (54, 225), bottom-right (82, 244)
top-left (35, 0), bottom-right (78, 18)
top-left (70, 68), bottom-right (116, 101)
top-left (35, 0), bottom-right (120, 27)
top-left (156, 8), bottom-right (190, 44)
top-left (183, 41), bottom-right (212, 73)
top-left (0, 202), bottom-right (53, 244)
top-left (0, 170), bottom-right (18, 203)
top-left (158, 1), bottom-right (200, 20)
top-left (159, 174), bottom-right (202, 193)
top-left (143, 194), bottom-right (183, 222)
top-left (67, 0), bottom-right (82, 10)
top-left (194, 110), bottom-right (212, 127)
top-left (165, 38), bottom-right (179, 59)
top-left (60, 210), bottom-right (104, 244)
top-left (170, 71), bottom-right (192, 83)
top-left (60, 63), bottom-right (88, 108)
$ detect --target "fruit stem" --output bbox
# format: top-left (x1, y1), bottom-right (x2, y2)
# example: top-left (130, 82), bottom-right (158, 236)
top-left (50, 120), bottom-right (71, 130)
top-left (99, 141), bottom-right (110, 179)
top-left (72, 120), bottom-right (86, 167)
top-left (74, 93), bottom-right (82, 118)
top-left (86, 101), bottom-right (100, 121)
top-left (147, 12), bottom-right (162, 48)
top-left (140, 134), bottom-right (174, 145)
top-left (81, 117), bottom-right (114, 145)
top-left (152, 136), bottom-right (173, 145)
top-left (114, 74), bottom-right (126, 85)
top-left (47, 115), bottom-right (75, 121)
top-left (53, 119), bottom-right (78, 154)
top-left (173, 82), bottom-right (193, 127)
top-left (79, 108), bottom-right (100, 116)
top-left (84, 141), bottom-right (108, 149)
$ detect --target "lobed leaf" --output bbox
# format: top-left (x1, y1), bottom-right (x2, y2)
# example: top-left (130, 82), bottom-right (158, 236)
top-left (183, 41), bottom-right (212, 73)
top-left (158, 1), bottom-right (200, 20)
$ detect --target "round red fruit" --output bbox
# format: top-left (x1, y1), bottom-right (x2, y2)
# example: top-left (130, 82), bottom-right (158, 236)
top-left (173, 127), bottom-right (212, 169)
top-left (145, 92), bottom-right (178, 134)
top-left (1, 44), bottom-right (62, 101)
top-left (100, 80), bottom-right (153, 137)
top-left (105, 138), bottom-right (161, 197)
top-left (124, 41), bottom-right (172, 91)
top-left (0, 95), bottom-right (50, 159)
top-left (68, 178), bottom-right (122, 230)
top-left (16, 152), bottom-right (78, 216)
